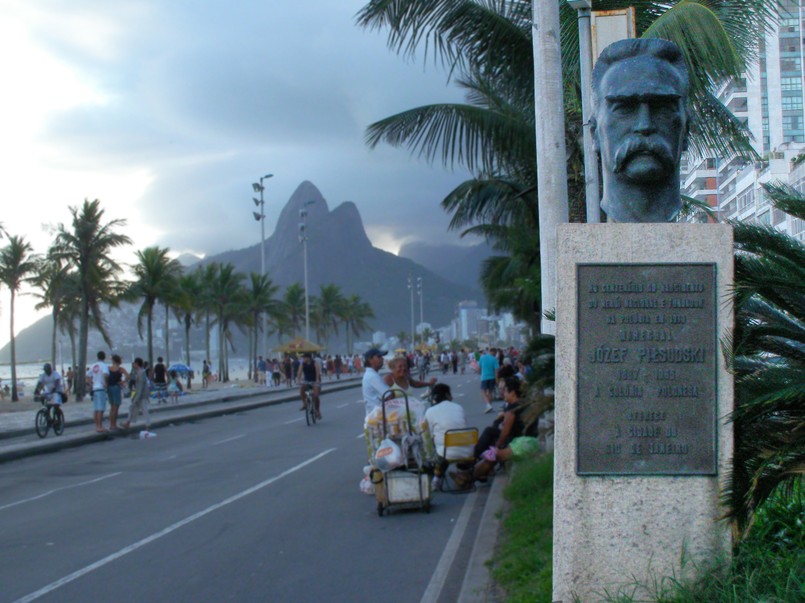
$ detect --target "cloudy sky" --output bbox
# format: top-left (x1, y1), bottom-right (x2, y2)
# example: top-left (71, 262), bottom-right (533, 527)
top-left (0, 0), bottom-right (476, 347)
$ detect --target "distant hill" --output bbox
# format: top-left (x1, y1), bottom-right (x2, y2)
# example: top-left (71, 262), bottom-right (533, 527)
top-left (1, 181), bottom-right (485, 361)
top-left (398, 240), bottom-right (494, 291)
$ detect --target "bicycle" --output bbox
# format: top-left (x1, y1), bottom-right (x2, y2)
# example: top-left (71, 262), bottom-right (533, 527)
top-left (303, 386), bottom-right (318, 426)
top-left (35, 393), bottom-right (65, 438)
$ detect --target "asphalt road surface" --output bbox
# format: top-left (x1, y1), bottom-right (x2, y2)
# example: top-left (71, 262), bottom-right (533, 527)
top-left (1, 374), bottom-right (493, 603)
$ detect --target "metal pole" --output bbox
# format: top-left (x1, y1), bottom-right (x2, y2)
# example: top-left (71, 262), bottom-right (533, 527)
top-left (303, 230), bottom-right (310, 341)
top-left (407, 275), bottom-right (414, 352)
top-left (575, 3), bottom-right (601, 223)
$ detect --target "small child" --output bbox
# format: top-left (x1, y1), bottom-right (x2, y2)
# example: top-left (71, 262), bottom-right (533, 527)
top-left (167, 370), bottom-right (183, 404)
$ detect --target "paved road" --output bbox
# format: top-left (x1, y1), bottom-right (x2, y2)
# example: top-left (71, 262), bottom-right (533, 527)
top-left (0, 374), bottom-right (498, 603)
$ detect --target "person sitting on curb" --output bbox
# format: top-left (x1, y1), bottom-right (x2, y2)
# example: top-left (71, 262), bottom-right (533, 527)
top-left (451, 377), bottom-right (533, 489)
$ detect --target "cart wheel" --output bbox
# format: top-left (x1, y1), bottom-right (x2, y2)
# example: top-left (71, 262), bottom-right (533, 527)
top-left (377, 502), bottom-right (384, 517)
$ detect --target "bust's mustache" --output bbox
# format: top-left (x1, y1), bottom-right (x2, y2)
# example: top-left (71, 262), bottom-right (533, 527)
top-left (613, 137), bottom-right (675, 174)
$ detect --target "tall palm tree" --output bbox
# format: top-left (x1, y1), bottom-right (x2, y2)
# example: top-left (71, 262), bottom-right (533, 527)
top-left (127, 246), bottom-right (182, 371)
top-left (173, 271), bottom-right (202, 388)
top-left (357, 0), bottom-right (771, 318)
top-left (722, 182), bottom-right (805, 537)
top-left (282, 283), bottom-right (306, 338)
top-left (29, 252), bottom-right (73, 368)
top-left (209, 263), bottom-right (245, 381)
top-left (0, 235), bottom-right (38, 401)
top-left (312, 284), bottom-right (346, 348)
top-left (342, 294), bottom-right (375, 355)
top-left (196, 263), bottom-right (220, 364)
top-left (52, 199), bottom-right (131, 400)
top-left (243, 272), bottom-right (280, 377)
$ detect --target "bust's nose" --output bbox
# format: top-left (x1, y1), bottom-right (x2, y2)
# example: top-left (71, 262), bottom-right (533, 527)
top-left (632, 102), bottom-right (656, 135)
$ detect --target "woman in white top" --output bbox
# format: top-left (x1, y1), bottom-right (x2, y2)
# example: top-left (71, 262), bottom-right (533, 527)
top-left (383, 355), bottom-right (436, 397)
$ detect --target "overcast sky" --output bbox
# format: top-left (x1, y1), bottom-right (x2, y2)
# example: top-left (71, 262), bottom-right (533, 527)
top-left (0, 0), bottom-right (476, 347)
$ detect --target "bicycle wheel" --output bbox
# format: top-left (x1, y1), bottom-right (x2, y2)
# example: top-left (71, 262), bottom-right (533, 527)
top-left (310, 396), bottom-right (317, 425)
top-left (35, 409), bottom-right (50, 438)
top-left (304, 393), bottom-right (312, 426)
top-left (53, 407), bottom-right (65, 435)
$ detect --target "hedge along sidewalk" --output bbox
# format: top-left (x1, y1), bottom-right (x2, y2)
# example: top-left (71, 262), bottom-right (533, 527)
top-left (0, 378), bottom-right (362, 463)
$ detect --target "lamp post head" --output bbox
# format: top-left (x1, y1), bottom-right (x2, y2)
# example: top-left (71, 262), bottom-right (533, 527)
top-left (253, 211), bottom-right (263, 221)
top-left (252, 197), bottom-right (261, 207)
top-left (262, 173), bottom-right (274, 181)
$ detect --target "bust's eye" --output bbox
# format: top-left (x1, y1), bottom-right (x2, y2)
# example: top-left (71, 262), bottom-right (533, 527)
top-left (610, 101), bottom-right (636, 115)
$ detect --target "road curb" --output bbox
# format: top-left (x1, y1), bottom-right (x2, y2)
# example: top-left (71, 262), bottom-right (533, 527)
top-left (458, 472), bottom-right (508, 603)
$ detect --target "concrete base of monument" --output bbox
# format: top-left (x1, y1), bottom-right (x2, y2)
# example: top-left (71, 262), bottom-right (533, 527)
top-left (553, 223), bottom-right (734, 602)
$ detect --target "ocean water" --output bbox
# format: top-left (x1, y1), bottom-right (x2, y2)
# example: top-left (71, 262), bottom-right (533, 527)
top-left (0, 358), bottom-right (253, 384)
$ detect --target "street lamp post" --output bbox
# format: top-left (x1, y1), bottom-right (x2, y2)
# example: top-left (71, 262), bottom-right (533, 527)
top-left (416, 277), bottom-right (423, 340)
top-left (252, 173), bottom-right (273, 356)
top-left (567, 0), bottom-right (600, 223)
top-left (407, 274), bottom-right (415, 353)
top-left (299, 200), bottom-right (316, 341)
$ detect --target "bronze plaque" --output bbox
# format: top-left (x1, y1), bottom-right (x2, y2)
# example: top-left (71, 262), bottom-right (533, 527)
top-left (576, 264), bottom-right (718, 475)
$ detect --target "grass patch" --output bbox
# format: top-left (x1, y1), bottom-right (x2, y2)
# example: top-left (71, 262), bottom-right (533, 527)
top-left (491, 458), bottom-right (803, 603)
top-left (490, 453), bottom-right (553, 603)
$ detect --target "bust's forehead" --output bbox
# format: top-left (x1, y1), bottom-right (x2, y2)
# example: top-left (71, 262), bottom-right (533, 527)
top-left (600, 56), bottom-right (686, 99)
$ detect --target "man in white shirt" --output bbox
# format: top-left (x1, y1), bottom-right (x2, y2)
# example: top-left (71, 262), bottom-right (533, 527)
top-left (87, 350), bottom-right (110, 433)
top-left (361, 348), bottom-right (390, 416)
top-left (35, 363), bottom-right (65, 404)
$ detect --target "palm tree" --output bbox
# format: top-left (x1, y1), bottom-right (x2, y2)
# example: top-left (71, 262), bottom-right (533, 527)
top-left (196, 263), bottom-right (220, 364)
top-left (173, 271), bottom-right (202, 388)
top-left (356, 0), bottom-right (770, 319)
top-left (29, 252), bottom-right (73, 368)
top-left (0, 235), bottom-right (38, 401)
top-left (243, 272), bottom-right (280, 378)
top-left (127, 246), bottom-right (182, 371)
top-left (282, 283), bottom-right (306, 338)
top-left (209, 263), bottom-right (245, 381)
top-left (312, 284), bottom-right (346, 348)
top-left (722, 182), bottom-right (805, 537)
top-left (342, 294), bottom-right (375, 355)
top-left (52, 199), bottom-right (131, 400)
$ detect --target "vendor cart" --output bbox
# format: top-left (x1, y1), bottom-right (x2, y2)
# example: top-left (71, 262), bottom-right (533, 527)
top-left (368, 390), bottom-right (432, 516)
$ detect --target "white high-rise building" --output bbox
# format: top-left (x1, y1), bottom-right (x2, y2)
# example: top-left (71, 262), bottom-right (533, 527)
top-left (680, 4), bottom-right (805, 242)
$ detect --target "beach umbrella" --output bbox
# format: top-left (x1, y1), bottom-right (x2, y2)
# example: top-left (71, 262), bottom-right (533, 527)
top-left (168, 363), bottom-right (191, 374)
top-left (272, 337), bottom-right (323, 353)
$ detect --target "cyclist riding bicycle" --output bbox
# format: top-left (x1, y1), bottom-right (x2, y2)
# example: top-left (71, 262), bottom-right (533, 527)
top-left (34, 363), bottom-right (66, 405)
top-left (297, 353), bottom-right (322, 420)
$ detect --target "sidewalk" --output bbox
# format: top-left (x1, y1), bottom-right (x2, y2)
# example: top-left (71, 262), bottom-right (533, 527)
top-left (0, 376), bottom-right (362, 462)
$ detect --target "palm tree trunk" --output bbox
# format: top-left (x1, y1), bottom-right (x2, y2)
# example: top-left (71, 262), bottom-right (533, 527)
top-left (10, 290), bottom-right (18, 402)
top-left (76, 297), bottom-right (90, 400)
top-left (205, 311), bottom-right (211, 363)
top-left (217, 311), bottom-right (225, 381)
top-left (184, 316), bottom-right (192, 390)
top-left (69, 327), bottom-right (77, 394)
top-left (147, 304), bottom-right (154, 373)
top-left (50, 314), bottom-right (58, 369)
top-left (164, 302), bottom-right (170, 367)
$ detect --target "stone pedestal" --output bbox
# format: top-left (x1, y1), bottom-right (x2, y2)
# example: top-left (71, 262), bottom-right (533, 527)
top-left (553, 224), bottom-right (733, 602)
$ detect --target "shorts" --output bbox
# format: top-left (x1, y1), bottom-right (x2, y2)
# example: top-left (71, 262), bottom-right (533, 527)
top-left (92, 390), bottom-right (108, 412)
top-left (108, 385), bottom-right (122, 406)
top-left (480, 379), bottom-right (496, 391)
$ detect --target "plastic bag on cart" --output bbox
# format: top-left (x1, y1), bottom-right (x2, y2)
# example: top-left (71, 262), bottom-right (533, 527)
top-left (375, 437), bottom-right (404, 471)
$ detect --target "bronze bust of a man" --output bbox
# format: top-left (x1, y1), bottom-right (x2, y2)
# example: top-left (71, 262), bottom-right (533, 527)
top-left (590, 38), bottom-right (690, 223)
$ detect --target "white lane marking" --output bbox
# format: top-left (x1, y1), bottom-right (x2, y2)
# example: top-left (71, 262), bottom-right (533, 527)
top-left (211, 434), bottom-right (246, 446)
top-left (12, 449), bottom-right (336, 603)
top-left (336, 403), bottom-right (349, 409)
top-left (161, 455), bottom-right (177, 462)
top-left (420, 490), bottom-right (478, 603)
top-left (0, 473), bottom-right (123, 512)
top-left (284, 418), bottom-right (304, 425)
top-left (355, 399), bottom-right (363, 404)
top-left (355, 434), bottom-right (365, 439)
